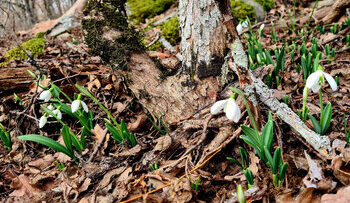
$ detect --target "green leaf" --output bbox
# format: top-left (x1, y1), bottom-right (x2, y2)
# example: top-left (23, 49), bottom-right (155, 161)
top-left (61, 125), bottom-right (73, 155)
top-left (227, 157), bottom-right (243, 170)
top-left (18, 134), bottom-right (73, 158)
top-left (244, 168), bottom-right (254, 186)
top-left (241, 125), bottom-right (260, 147)
top-left (320, 103), bottom-right (332, 135)
top-left (272, 147), bottom-right (281, 174)
top-left (105, 120), bottom-right (123, 143)
top-left (264, 50), bottom-right (274, 65)
top-left (276, 47), bottom-right (285, 72)
top-left (239, 147), bottom-right (249, 169)
top-left (264, 146), bottom-right (274, 172)
top-left (262, 116), bottom-right (273, 151)
top-left (279, 163), bottom-right (288, 181)
top-left (309, 114), bottom-right (322, 134)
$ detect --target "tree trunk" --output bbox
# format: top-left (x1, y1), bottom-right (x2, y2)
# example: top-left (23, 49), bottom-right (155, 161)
top-left (82, 0), bottom-right (243, 124)
top-left (178, 0), bottom-right (234, 78)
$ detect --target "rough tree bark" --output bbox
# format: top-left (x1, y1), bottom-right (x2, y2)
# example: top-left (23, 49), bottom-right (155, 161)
top-left (82, 0), bottom-right (255, 125)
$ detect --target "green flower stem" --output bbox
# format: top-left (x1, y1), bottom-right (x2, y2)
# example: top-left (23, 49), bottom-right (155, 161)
top-left (319, 89), bottom-right (323, 121)
top-left (50, 83), bottom-right (72, 103)
top-left (230, 87), bottom-right (259, 134)
top-left (302, 87), bottom-right (308, 121)
top-left (272, 174), bottom-right (278, 187)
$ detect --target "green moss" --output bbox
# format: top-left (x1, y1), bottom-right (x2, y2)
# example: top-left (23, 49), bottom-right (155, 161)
top-left (148, 41), bottom-right (163, 51)
top-left (160, 16), bottom-right (179, 45)
top-left (254, 0), bottom-right (274, 11)
top-left (128, 0), bottom-right (174, 24)
top-left (82, 0), bottom-right (144, 70)
top-left (230, 0), bottom-right (256, 24)
top-left (0, 35), bottom-right (46, 67)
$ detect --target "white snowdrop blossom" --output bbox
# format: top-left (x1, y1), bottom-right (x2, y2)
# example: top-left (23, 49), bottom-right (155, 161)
top-left (39, 90), bottom-right (52, 102)
top-left (71, 99), bottom-right (88, 113)
top-left (306, 70), bottom-right (337, 93)
top-left (47, 104), bottom-right (55, 111)
top-left (236, 21), bottom-right (248, 35)
top-left (210, 98), bottom-right (241, 122)
top-left (52, 109), bottom-right (62, 119)
top-left (39, 115), bottom-right (47, 128)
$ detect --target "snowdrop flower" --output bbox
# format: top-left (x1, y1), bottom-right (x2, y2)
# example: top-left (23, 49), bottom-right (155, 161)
top-left (52, 109), bottom-right (62, 119)
top-left (210, 97), bottom-right (241, 122)
top-left (48, 105), bottom-right (62, 119)
top-left (39, 90), bottom-right (52, 102)
top-left (306, 70), bottom-right (337, 93)
top-left (71, 94), bottom-right (88, 113)
top-left (39, 114), bottom-right (47, 128)
top-left (236, 21), bottom-right (248, 35)
top-left (47, 104), bottom-right (55, 111)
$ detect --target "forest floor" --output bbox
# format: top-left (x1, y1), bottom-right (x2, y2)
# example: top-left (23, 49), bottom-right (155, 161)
top-left (0, 1), bottom-right (350, 202)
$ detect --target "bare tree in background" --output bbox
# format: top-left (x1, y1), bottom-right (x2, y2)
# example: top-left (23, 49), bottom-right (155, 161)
top-left (0, 0), bottom-right (76, 36)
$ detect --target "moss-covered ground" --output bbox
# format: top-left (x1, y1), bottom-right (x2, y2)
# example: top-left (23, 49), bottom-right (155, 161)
top-left (0, 33), bottom-right (46, 67)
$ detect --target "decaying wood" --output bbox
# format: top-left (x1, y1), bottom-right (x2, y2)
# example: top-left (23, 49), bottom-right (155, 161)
top-left (228, 40), bottom-right (332, 157)
top-left (321, 0), bottom-right (350, 24)
top-left (0, 66), bottom-right (34, 93)
top-left (126, 53), bottom-right (220, 124)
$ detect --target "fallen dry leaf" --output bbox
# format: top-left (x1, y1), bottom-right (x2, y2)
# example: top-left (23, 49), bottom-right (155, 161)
top-left (321, 185), bottom-right (350, 203)
top-left (28, 154), bottom-right (55, 169)
top-left (303, 151), bottom-right (323, 188)
top-left (128, 114), bottom-right (147, 132)
top-left (154, 135), bottom-right (172, 151)
top-left (332, 156), bottom-right (350, 185)
top-left (9, 174), bottom-right (44, 198)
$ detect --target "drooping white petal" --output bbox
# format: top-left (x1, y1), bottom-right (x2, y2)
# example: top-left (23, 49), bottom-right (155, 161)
top-left (232, 101), bottom-right (241, 123)
top-left (259, 23), bottom-right (265, 31)
top-left (80, 101), bottom-right (89, 113)
top-left (225, 98), bottom-right (241, 122)
top-left (53, 109), bottom-right (62, 119)
top-left (210, 99), bottom-right (228, 115)
top-left (306, 71), bottom-right (323, 90)
top-left (71, 100), bottom-right (80, 113)
top-left (236, 21), bottom-right (248, 35)
top-left (47, 105), bottom-right (55, 111)
top-left (323, 72), bottom-right (337, 91)
top-left (39, 90), bottom-right (51, 102)
top-left (39, 116), bottom-right (47, 128)
top-left (310, 83), bottom-right (321, 93)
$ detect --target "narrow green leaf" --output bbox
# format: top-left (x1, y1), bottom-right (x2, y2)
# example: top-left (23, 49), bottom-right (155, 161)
top-left (241, 125), bottom-right (260, 147)
top-left (309, 114), bottom-right (322, 134)
top-left (320, 103), bottom-right (332, 135)
top-left (279, 163), bottom-right (288, 181)
top-left (61, 125), bottom-right (73, 155)
top-left (272, 147), bottom-right (281, 174)
top-left (105, 121), bottom-right (123, 143)
top-left (239, 147), bottom-right (249, 169)
top-left (264, 146), bottom-right (274, 172)
top-left (227, 157), bottom-right (243, 170)
top-left (262, 119), bottom-right (273, 151)
top-left (18, 134), bottom-right (73, 158)
top-left (244, 168), bottom-right (254, 186)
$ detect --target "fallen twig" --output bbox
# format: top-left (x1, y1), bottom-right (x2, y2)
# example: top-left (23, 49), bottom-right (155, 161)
top-left (88, 128), bottom-right (108, 163)
top-left (164, 114), bottom-right (213, 172)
